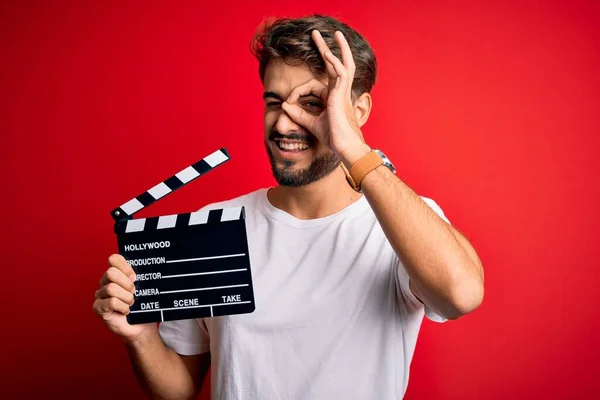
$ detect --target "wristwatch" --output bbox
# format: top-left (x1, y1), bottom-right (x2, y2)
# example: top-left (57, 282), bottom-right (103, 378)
top-left (341, 149), bottom-right (396, 192)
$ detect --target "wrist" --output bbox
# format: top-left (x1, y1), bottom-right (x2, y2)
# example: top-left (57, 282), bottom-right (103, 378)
top-left (339, 142), bottom-right (372, 169)
top-left (340, 146), bottom-right (396, 192)
top-left (125, 325), bottom-right (159, 349)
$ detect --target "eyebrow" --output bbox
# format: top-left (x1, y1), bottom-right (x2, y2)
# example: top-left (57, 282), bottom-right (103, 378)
top-left (263, 91), bottom-right (322, 101)
top-left (263, 91), bottom-right (282, 101)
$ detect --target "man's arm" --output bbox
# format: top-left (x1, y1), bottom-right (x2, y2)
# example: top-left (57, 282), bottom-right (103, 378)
top-left (280, 29), bottom-right (484, 319)
top-left (126, 330), bottom-right (210, 400)
top-left (354, 154), bottom-right (484, 320)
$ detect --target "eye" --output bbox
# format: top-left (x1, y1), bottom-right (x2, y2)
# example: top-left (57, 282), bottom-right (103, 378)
top-left (304, 101), bottom-right (323, 109)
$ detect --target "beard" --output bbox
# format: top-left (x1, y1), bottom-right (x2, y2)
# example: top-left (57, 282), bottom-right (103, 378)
top-left (264, 139), bottom-right (341, 187)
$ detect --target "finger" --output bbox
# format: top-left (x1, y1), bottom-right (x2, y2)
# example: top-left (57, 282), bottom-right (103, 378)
top-left (311, 30), bottom-right (338, 83)
top-left (99, 266), bottom-right (136, 293)
top-left (287, 79), bottom-right (329, 104)
top-left (108, 254), bottom-right (136, 281)
top-left (323, 50), bottom-right (349, 92)
top-left (281, 102), bottom-right (317, 133)
top-left (95, 282), bottom-right (135, 305)
top-left (93, 297), bottom-right (131, 317)
top-left (334, 31), bottom-right (356, 96)
top-left (335, 31), bottom-right (355, 77)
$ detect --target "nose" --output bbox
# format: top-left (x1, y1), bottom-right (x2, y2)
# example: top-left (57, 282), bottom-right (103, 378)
top-left (274, 108), bottom-right (302, 135)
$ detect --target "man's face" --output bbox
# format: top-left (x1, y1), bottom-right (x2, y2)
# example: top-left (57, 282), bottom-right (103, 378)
top-left (262, 60), bottom-right (340, 187)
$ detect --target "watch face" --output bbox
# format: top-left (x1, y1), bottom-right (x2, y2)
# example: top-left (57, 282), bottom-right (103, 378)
top-left (375, 149), bottom-right (396, 174)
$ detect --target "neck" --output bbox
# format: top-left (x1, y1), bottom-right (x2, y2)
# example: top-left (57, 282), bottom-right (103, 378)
top-left (267, 164), bottom-right (363, 220)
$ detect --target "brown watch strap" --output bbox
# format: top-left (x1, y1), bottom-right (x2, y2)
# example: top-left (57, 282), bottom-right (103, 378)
top-left (343, 150), bottom-right (383, 191)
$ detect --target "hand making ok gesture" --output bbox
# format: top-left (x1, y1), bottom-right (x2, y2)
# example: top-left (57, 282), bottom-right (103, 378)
top-left (281, 30), bottom-right (372, 166)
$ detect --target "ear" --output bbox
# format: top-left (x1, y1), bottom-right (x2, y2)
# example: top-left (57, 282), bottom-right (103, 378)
top-left (353, 92), bottom-right (372, 128)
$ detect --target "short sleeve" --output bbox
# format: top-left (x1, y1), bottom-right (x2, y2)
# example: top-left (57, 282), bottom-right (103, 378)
top-left (158, 318), bottom-right (210, 355)
top-left (396, 260), bottom-right (447, 323)
top-left (394, 197), bottom-right (451, 323)
top-left (420, 196), bottom-right (450, 224)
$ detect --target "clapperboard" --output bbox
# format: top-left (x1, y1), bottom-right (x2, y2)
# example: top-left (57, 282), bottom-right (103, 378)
top-left (110, 148), bottom-right (255, 325)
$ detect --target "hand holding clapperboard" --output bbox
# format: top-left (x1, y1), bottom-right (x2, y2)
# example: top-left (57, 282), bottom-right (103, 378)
top-left (109, 148), bottom-right (256, 325)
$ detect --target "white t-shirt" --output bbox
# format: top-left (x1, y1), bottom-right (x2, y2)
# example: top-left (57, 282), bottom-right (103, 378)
top-left (158, 187), bottom-right (449, 399)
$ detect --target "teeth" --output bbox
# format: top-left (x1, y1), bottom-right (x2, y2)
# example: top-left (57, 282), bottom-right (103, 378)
top-left (278, 142), bottom-right (310, 151)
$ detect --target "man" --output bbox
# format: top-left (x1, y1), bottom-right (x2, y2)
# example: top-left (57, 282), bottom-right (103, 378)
top-left (93, 14), bottom-right (484, 400)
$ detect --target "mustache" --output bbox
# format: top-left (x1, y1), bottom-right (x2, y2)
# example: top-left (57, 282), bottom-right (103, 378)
top-left (269, 131), bottom-right (314, 144)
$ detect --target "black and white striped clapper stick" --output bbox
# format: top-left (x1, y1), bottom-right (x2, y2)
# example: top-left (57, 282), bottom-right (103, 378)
top-left (110, 148), bottom-right (255, 325)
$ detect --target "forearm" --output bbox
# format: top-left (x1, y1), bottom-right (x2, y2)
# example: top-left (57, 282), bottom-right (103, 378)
top-left (359, 163), bottom-right (484, 319)
top-left (126, 330), bottom-right (197, 400)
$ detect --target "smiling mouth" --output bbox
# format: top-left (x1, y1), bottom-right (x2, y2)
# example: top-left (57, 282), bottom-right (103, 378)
top-left (273, 138), bottom-right (312, 152)
top-left (277, 141), bottom-right (311, 151)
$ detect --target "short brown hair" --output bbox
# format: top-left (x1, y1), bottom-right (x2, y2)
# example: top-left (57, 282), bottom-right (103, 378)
top-left (250, 14), bottom-right (377, 99)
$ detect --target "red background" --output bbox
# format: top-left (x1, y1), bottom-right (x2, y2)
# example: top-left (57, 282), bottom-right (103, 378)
top-left (2, 0), bottom-right (599, 399)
